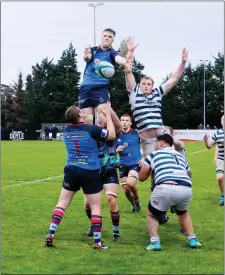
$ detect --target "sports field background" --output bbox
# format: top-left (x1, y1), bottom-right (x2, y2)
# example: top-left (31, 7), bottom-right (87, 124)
top-left (2, 141), bottom-right (224, 274)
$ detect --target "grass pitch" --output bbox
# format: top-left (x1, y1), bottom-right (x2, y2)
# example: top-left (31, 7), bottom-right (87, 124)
top-left (2, 141), bottom-right (224, 274)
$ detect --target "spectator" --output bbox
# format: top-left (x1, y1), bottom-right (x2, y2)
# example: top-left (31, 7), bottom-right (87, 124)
top-left (197, 123), bottom-right (204, 130)
top-left (206, 124), bottom-right (211, 129)
top-left (44, 126), bottom-right (50, 140)
top-left (51, 124), bottom-right (58, 140)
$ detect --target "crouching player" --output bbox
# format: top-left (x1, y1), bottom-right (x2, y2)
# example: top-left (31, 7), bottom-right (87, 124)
top-left (116, 114), bottom-right (142, 212)
top-left (139, 133), bottom-right (201, 251)
top-left (45, 105), bottom-right (115, 249)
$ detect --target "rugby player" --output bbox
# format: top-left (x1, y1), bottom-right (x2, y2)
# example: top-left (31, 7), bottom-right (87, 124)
top-left (203, 115), bottom-right (224, 206)
top-left (79, 29), bottom-right (137, 168)
top-left (124, 45), bottom-right (188, 158)
top-left (139, 133), bottom-right (201, 251)
top-left (84, 140), bottom-right (121, 241)
top-left (116, 114), bottom-right (142, 212)
top-left (45, 105), bottom-right (115, 249)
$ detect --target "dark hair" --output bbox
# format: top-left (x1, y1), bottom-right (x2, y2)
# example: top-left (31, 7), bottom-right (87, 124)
top-left (156, 133), bottom-right (174, 147)
top-left (102, 28), bottom-right (116, 36)
top-left (121, 114), bottom-right (132, 120)
top-left (65, 105), bottom-right (81, 124)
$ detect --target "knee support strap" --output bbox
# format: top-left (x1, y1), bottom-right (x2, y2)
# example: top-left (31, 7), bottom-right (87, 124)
top-left (106, 191), bottom-right (117, 198)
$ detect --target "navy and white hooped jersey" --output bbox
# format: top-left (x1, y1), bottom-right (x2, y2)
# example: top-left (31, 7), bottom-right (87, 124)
top-left (129, 84), bottom-right (165, 133)
top-left (64, 123), bottom-right (108, 170)
top-left (212, 129), bottom-right (224, 161)
top-left (116, 129), bottom-right (142, 166)
top-left (82, 46), bottom-right (119, 86)
top-left (144, 146), bottom-right (192, 186)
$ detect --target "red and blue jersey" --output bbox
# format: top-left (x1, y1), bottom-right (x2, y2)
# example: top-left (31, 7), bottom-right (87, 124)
top-left (82, 46), bottom-right (119, 86)
top-left (64, 123), bottom-right (108, 170)
top-left (116, 129), bottom-right (142, 166)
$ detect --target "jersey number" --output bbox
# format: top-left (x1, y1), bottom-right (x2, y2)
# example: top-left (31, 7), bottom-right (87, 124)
top-left (172, 154), bottom-right (179, 165)
top-left (73, 141), bottom-right (80, 155)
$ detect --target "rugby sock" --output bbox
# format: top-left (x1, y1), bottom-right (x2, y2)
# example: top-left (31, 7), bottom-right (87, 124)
top-left (85, 209), bottom-right (92, 220)
top-left (188, 234), bottom-right (196, 240)
top-left (134, 195), bottom-right (139, 202)
top-left (49, 207), bottom-right (65, 235)
top-left (151, 236), bottom-right (160, 243)
top-left (91, 215), bottom-right (102, 244)
top-left (110, 211), bottom-right (120, 233)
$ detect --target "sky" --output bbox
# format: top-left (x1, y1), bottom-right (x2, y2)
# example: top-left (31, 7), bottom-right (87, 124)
top-left (1, 2), bottom-right (224, 87)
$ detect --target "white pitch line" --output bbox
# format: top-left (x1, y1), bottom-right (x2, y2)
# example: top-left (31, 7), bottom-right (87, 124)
top-left (3, 149), bottom-right (209, 189)
top-left (4, 175), bottom-right (63, 188)
top-left (188, 149), bottom-right (208, 155)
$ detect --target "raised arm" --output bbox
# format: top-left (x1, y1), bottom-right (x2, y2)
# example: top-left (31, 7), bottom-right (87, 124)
top-left (115, 36), bottom-right (138, 68)
top-left (163, 48), bottom-right (188, 94)
top-left (124, 61), bottom-right (136, 92)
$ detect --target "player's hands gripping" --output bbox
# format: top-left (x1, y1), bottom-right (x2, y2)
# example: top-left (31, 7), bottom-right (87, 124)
top-left (101, 103), bottom-right (112, 117)
top-left (116, 145), bottom-right (124, 152)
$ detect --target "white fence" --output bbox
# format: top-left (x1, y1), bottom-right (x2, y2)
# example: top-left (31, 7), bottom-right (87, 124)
top-left (174, 129), bottom-right (216, 141)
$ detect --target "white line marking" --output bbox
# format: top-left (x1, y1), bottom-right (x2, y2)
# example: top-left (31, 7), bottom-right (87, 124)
top-left (3, 149), bottom-right (209, 189)
top-left (188, 149), bottom-right (208, 155)
top-left (4, 175), bottom-right (63, 188)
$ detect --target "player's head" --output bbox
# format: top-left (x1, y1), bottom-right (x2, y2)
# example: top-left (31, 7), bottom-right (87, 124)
top-left (164, 126), bottom-right (174, 136)
top-left (101, 28), bottom-right (115, 49)
top-left (140, 76), bottom-right (154, 94)
top-left (120, 114), bottom-right (132, 131)
top-left (156, 133), bottom-right (174, 149)
top-left (221, 115), bottom-right (224, 128)
top-left (65, 105), bottom-right (84, 124)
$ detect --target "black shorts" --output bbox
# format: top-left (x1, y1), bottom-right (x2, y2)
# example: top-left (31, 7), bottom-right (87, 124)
top-left (78, 84), bottom-right (110, 109)
top-left (62, 165), bottom-right (103, 194)
top-left (119, 165), bottom-right (140, 178)
top-left (101, 169), bottom-right (119, 185)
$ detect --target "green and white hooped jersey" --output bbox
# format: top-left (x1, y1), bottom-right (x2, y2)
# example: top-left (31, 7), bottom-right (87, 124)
top-left (212, 129), bottom-right (224, 161)
top-left (144, 146), bottom-right (192, 186)
top-left (129, 84), bottom-right (165, 133)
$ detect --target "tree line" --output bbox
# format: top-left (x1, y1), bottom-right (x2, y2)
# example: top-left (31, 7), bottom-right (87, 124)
top-left (1, 42), bottom-right (224, 131)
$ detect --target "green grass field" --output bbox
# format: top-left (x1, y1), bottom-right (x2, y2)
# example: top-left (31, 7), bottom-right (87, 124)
top-left (2, 141), bottom-right (224, 274)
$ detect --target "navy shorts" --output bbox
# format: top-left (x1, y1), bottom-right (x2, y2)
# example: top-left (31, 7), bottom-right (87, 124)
top-left (119, 165), bottom-right (140, 178)
top-left (62, 165), bottom-right (103, 194)
top-left (78, 84), bottom-right (110, 109)
top-left (101, 169), bottom-right (119, 185)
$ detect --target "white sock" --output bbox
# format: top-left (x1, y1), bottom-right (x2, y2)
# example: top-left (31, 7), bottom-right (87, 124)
top-left (151, 236), bottom-right (160, 243)
top-left (188, 234), bottom-right (196, 240)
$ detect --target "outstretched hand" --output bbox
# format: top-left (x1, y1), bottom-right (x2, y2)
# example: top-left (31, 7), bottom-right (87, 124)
top-left (181, 47), bottom-right (188, 64)
top-left (84, 45), bottom-right (92, 59)
top-left (126, 36), bottom-right (139, 52)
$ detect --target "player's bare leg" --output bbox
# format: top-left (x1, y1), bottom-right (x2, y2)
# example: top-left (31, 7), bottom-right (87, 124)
top-left (45, 188), bottom-right (76, 247)
top-left (104, 184), bottom-right (120, 241)
top-left (120, 177), bottom-right (136, 211)
top-left (126, 170), bottom-right (141, 212)
top-left (81, 107), bottom-right (95, 125)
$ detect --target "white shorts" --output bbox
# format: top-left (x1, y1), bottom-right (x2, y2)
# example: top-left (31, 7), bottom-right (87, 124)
top-left (141, 138), bottom-right (156, 158)
top-left (150, 184), bottom-right (192, 212)
top-left (216, 159), bottom-right (224, 175)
